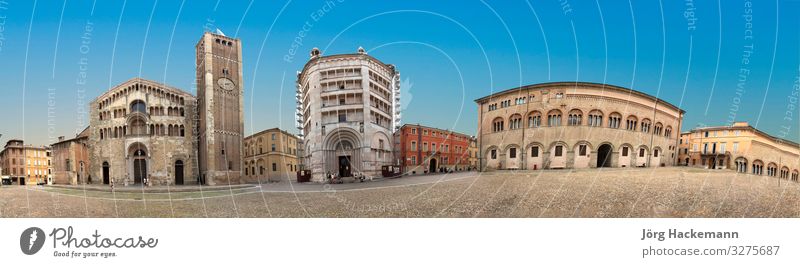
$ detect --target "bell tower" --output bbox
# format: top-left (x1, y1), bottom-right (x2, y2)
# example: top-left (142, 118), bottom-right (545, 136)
top-left (196, 32), bottom-right (244, 185)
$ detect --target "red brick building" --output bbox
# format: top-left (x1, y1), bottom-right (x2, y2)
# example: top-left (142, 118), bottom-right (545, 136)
top-left (393, 124), bottom-right (475, 174)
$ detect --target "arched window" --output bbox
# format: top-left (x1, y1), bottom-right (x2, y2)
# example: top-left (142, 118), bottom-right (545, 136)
top-left (752, 160), bottom-right (764, 175)
top-left (130, 100), bottom-right (147, 114)
top-left (567, 109), bottom-right (583, 126)
top-left (547, 109), bottom-right (562, 127)
top-left (665, 126), bottom-right (673, 137)
top-left (626, 115), bottom-right (638, 131)
top-left (654, 122), bottom-right (663, 135)
top-left (608, 112), bottom-right (621, 128)
top-left (509, 114), bottom-right (523, 130)
top-left (588, 110), bottom-right (603, 127)
top-left (527, 111), bottom-right (542, 128)
top-left (492, 117), bottom-right (505, 132)
top-left (734, 157), bottom-right (748, 173)
top-left (640, 119), bottom-right (652, 133)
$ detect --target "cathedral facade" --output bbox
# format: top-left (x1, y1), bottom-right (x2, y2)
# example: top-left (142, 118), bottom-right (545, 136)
top-left (88, 78), bottom-right (198, 186)
top-left (86, 32), bottom-right (244, 186)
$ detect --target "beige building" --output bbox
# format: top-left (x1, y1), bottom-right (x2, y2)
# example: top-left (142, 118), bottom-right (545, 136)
top-left (678, 122), bottom-right (799, 181)
top-left (476, 82), bottom-right (684, 170)
top-left (296, 47), bottom-right (400, 181)
top-left (51, 127), bottom-right (91, 185)
top-left (243, 128), bottom-right (300, 182)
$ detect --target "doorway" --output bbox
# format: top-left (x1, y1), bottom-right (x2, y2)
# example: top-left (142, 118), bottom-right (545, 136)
top-left (429, 158), bottom-right (437, 173)
top-left (338, 156), bottom-right (351, 177)
top-left (175, 160), bottom-right (184, 185)
top-left (134, 159), bottom-right (147, 184)
top-left (597, 144), bottom-right (612, 167)
top-left (132, 148), bottom-right (147, 184)
top-left (102, 162), bottom-right (110, 184)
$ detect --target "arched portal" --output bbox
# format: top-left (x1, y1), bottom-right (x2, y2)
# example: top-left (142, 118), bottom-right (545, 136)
top-left (597, 144), bottom-right (612, 168)
top-left (175, 160), bottom-right (184, 185)
top-left (323, 128), bottom-right (362, 178)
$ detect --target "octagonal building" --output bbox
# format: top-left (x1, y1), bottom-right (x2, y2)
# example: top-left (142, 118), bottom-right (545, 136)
top-left (296, 47), bottom-right (401, 181)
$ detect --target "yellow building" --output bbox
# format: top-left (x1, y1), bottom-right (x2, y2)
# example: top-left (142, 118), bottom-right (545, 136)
top-left (243, 128), bottom-right (300, 182)
top-left (24, 146), bottom-right (50, 185)
top-left (678, 122), bottom-right (799, 181)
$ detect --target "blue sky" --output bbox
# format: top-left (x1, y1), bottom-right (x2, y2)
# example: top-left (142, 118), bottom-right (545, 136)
top-left (0, 0), bottom-right (798, 147)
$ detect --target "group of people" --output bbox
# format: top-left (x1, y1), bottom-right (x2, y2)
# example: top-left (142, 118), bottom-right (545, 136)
top-left (325, 172), bottom-right (367, 184)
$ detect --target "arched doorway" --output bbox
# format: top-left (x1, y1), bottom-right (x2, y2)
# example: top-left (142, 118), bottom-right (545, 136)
top-left (323, 128), bottom-right (361, 178)
top-left (102, 162), bottom-right (110, 184)
top-left (429, 158), bottom-right (438, 173)
top-left (597, 144), bottom-right (612, 168)
top-left (132, 149), bottom-right (147, 184)
top-left (175, 160), bottom-right (184, 185)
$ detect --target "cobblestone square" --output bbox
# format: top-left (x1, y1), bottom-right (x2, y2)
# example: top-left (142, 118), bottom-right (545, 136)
top-left (1, 167), bottom-right (798, 218)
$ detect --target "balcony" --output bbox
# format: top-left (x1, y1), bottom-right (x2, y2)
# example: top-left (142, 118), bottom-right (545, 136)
top-left (126, 110), bottom-right (149, 120)
top-left (700, 150), bottom-right (727, 156)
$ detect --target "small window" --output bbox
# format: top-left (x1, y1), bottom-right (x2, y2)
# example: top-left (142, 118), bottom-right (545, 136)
top-left (510, 148), bottom-right (517, 159)
top-left (272, 163), bottom-right (277, 171)
top-left (491, 149), bottom-right (497, 159)
top-left (622, 147), bottom-right (629, 157)
top-left (654, 150), bottom-right (659, 157)
top-left (639, 149), bottom-right (645, 157)
top-left (579, 145), bottom-right (587, 156)
top-left (555, 146), bottom-right (563, 157)
top-left (338, 113), bottom-right (347, 122)
top-left (531, 146), bottom-right (539, 157)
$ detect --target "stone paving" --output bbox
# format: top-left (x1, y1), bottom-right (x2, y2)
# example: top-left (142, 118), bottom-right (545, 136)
top-left (0, 167), bottom-right (798, 218)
